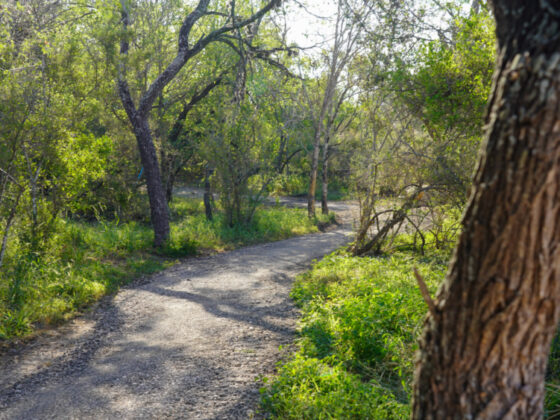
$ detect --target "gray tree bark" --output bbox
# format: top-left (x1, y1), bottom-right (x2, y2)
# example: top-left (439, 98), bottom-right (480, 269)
top-left (307, 0), bottom-right (361, 218)
top-left (307, 0), bottom-right (343, 218)
top-left (412, 2), bottom-right (560, 418)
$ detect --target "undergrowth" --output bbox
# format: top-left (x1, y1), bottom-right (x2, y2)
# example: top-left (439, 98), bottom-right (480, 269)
top-left (0, 197), bottom-right (331, 340)
top-left (260, 248), bottom-right (446, 419)
top-left (261, 234), bottom-right (560, 418)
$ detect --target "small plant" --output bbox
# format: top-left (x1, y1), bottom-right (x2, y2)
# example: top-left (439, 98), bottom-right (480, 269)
top-left (261, 355), bottom-right (409, 419)
top-left (263, 241), bottom-right (560, 417)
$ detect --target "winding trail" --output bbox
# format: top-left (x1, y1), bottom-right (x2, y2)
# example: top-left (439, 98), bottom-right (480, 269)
top-left (0, 201), bottom-right (356, 419)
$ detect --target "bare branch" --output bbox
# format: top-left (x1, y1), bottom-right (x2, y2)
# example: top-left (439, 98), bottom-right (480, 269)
top-left (0, 168), bottom-right (23, 190)
top-left (413, 267), bottom-right (438, 319)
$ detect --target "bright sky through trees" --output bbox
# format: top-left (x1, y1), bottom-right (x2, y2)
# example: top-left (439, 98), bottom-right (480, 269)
top-left (283, 0), bottom-right (338, 50)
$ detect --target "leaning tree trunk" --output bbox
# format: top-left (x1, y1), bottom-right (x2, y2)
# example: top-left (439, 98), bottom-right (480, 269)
top-left (412, 2), bottom-right (560, 418)
top-left (117, 0), bottom-right (280, 247)
top-left (115, 106), bottom-right (170, 247)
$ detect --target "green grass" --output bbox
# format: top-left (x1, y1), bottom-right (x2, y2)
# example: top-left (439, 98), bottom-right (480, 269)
top-left (261, 233), bottom-right (560, 419)
top-left (547, 332), bottom-right (560, 418)
top-left (260, 249), bottom-right (446, 419)
top-left (1, 220), bottom-right (165, 339)
top-left (169, 199), bottom-right (333, 251)
top-left (0, 197), bottom-right (332, 341)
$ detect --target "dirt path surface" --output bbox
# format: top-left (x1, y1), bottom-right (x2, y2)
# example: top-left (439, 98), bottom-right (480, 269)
top-left (0, 201), bottom-right (356, 420)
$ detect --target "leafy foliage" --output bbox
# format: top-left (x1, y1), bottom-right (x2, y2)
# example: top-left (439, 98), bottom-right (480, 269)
top-left (263, 231), bottom-right (560, 418)
top-left (391, 11), bottom-right (496, 203)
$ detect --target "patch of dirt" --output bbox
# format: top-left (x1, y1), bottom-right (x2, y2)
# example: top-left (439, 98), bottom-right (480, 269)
top-left (0, 203), bottom-right (357, 420)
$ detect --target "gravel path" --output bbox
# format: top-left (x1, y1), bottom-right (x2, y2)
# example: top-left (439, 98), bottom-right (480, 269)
top-left (0, 201), bottom-right (356, 419)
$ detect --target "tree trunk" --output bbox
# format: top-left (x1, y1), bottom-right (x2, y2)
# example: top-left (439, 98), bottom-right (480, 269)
top-left (470, 0), bottom-right (480, 15)
top-left (307, 128), bottom-right (321, 218)
top-left (162, 153), bottom-right (186, 204)
top-left (321, 133), bottom-right (330, 215)
top-left (133, 118), bottom-right (170, 247)
top-left (0, 189), bottom-right (22, 269)
top-left (412, 2), bottom-right (560, 418)
top-left (354, 209), bottom-right (406, 256)
top-left (116, 0), bottom-right (280, 247)
top-left (352, 187), bottom-right (425, 256)
top-left (160, 148), bottom-right (173, 204)
top-left (165, 167), bottom-right (175, 204)
top-left (203, 166), bottom-right (213, 221)
top-left (306, 0), bottom-right (358, 218)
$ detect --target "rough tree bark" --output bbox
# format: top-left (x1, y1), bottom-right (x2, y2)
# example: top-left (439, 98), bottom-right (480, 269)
top-left (412, 2), bottom-right (560, 418)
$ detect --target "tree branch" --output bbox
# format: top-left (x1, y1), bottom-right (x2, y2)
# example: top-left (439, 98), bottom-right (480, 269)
top-left (413, 267), bottom-right (438, 319)
top-left (167, 71), bottom-right (228, 145)
top-left (137, 0), bottom-right (281, 118)
top-left (117, 0), bottom-right (137, 121)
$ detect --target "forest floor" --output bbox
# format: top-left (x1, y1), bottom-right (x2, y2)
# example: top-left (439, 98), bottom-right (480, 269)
top-left (0, 197), bottom-right (357, 419)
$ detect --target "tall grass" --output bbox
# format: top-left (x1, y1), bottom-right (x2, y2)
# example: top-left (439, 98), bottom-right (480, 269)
top-left (0, 198), bottom-right (331, 340)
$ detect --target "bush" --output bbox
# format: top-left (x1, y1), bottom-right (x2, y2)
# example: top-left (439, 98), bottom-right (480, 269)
top-left (270, 174), bottom-right (308, 196)
top-left (263, 243), bottom-right (560, 418)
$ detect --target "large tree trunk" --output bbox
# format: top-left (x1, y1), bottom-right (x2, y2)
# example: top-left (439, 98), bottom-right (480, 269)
top-left (133, 118), bottom-right (170, 247)
top-left (412, 2), bottom-right (560, 418)
top-left (117, 0), bottom-right (279, 246)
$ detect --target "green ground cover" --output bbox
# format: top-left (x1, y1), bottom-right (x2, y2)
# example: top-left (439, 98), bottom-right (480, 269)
top-left (0, 197), bottom-right (333, 340)
top-left (261, 238), bottom-right (560, 419)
